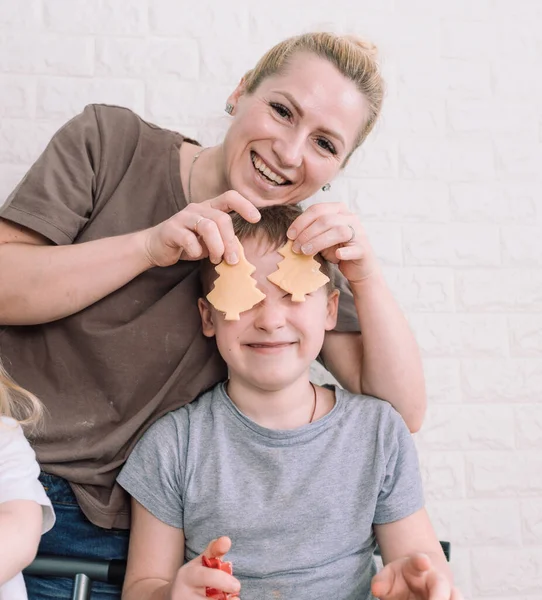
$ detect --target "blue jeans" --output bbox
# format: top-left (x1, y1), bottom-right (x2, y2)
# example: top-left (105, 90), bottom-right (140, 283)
top-left (25, 473), bottom-right (130, 600)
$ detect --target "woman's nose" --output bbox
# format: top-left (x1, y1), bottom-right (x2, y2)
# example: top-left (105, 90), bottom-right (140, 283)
top-left (272, 131), bottom-right (304, 169)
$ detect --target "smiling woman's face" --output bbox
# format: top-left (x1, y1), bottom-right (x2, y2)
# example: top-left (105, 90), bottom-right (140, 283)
top-left (221, 52), bottom-right (369, 207)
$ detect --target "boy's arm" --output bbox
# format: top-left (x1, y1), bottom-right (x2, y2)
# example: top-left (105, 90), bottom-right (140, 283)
top-left (375, 508), bottom-right (450, 575)
top-left (122, 499), bottom-right (185, 600)
top-left (0, 500), bottom-right (43, 585)
top-left (122, 499), bottom-right (240, 600)
top-left (373, 508), bottom-right (456, 599)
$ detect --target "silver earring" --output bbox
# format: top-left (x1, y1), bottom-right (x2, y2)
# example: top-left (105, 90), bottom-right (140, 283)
top-left (225, 103), bottom-right (234, 115)
top-left (322, 183), bottom-right (331, 192)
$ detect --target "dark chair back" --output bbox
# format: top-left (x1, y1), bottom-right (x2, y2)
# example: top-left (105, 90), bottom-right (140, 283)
top-left (25, 542), bottom-right (451, 599)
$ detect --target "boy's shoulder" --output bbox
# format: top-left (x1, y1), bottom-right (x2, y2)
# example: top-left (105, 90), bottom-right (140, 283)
top-left (334, 387), bottom-right (410, 440)
top-left (152, 383), bottom-right (222, 431)
top-left (335, 387), bottom-right (399, 420)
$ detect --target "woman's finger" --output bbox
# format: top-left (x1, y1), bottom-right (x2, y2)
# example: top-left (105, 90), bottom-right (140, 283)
top-left (193, 215), bottom-right (227, 264)
top-left (209, 190), bottom-right (261, 223)
top-left (334, 244), bottom-right (364, 262)
top-left (176, 206), bottom-right (233, 264)
top-left (188, 194), bottom-right (254, 264)
top-left (287, 202), bottom-right (348, 243)
top-left (178, 230), bottom-right (204, 260)
top-left (147, 219), bottom-right (205, 265)
top-left (202, 208), bottom-right (241, 265)
top-left (291, 217), bottom-right (357, 255)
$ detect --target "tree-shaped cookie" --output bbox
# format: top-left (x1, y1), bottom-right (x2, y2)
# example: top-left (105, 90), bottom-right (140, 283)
top-left (206, 239), bottom-right (265, 320)
top-left (267, 240), bottom-right (330, 302)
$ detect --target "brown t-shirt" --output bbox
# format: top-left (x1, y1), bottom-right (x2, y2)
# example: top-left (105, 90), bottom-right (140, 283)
top-left (0, 104), bottom-right (360, 529)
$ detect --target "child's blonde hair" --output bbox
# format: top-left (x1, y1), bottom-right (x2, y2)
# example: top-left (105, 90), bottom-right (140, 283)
top-left (0, 360), bottom-right (43, 433)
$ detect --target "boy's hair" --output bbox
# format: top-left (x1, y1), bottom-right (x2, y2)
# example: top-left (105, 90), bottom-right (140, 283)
top-left (200, 205), bottom-right (335, 297)
top-left (0, 360), bottom-right (44, 435)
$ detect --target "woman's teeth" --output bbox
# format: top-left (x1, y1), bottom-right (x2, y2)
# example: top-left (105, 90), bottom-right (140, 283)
top-left (251, 153), bottom-right (287, 185)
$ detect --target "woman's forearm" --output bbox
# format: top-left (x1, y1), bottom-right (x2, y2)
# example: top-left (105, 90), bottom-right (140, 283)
top-left (0, 231), bottom-right (152, 325)
top-left (351, 269), bottom-right (426, 431)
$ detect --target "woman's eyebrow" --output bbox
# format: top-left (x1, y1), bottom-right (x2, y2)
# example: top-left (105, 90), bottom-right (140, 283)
top-left (273, 90), bottom-right (345, 147)
top-left (274, 90), bottom-right (305, 117)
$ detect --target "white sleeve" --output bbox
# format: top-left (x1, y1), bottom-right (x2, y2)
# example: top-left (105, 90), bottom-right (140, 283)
top-left (0, 418), bottom-right (56, 534)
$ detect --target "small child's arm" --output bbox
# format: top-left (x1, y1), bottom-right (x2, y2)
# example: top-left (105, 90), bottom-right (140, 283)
top-left (373, 508), bottom-right (463, 600)
top-left (0, 499), bottom-right (43, 585)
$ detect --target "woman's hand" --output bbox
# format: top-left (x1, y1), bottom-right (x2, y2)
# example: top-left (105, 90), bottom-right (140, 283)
top-left (371, 554), bottom-right (463, 600)
top-left (141, 191), bottom-right (261, 268)
top-left (287, 202), bottom-right (378, 284)
top-left (167, 536), bottom-right (240, 600)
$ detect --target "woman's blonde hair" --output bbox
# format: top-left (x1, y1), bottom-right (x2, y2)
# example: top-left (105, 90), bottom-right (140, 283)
top-left (243, 31), bottom-right (385, 156)
top-left (0, 361), bottom-right (43, 433)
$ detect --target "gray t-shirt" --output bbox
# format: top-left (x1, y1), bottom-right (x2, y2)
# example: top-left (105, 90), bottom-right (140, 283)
top-left (118, 384), bottom-right (424, 600)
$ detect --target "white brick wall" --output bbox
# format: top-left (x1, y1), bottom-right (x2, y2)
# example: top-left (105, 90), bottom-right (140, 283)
top-left (1, 1), bottom-right (541, 597)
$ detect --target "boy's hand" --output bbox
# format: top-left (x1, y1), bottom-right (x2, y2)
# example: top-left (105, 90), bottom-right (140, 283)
top-left (371, 553), bottom-right (464, 600)
top-left (167, 536), bottom-right (240, 600)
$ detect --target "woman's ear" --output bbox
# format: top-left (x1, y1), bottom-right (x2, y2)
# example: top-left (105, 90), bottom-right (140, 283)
top-left (325, 289), bottom-right (340, 331)
top-left (198, 298), bottom-right (216, 338)
top-left (226, 77), bottom-right (247, 114)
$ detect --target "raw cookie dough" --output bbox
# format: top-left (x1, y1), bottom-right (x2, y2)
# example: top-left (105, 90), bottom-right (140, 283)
top-left (267, 240), bottom-right (330, 302)
top-left (206, 239), bottom-right (266, 320)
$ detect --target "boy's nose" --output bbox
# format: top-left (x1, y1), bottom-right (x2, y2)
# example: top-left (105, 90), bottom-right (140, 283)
top-left (253, 301), bottom-right (286, 332)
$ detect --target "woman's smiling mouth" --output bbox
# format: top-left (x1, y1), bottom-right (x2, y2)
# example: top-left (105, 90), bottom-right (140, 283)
top-left (251, 151), bottom-right (291, 186)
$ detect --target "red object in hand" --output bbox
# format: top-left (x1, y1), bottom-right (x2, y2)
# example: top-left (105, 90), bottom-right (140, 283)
top-left (202, 555), bottom-right (235, 599)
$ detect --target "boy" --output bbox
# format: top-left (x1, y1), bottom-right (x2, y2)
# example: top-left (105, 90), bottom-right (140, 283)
top-left (118, 205), bottom-right (462, 600)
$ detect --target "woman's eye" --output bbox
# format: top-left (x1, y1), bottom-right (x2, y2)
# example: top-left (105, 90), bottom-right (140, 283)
top-left (270, 102), bottom-right (292, 120)
top-left (317, 137), bottom-right (337, 155)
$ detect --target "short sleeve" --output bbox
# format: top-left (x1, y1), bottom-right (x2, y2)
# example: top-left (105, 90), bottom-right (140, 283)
top-left (373, 408), bottom-right (425, 525)
top-left (0, 419), bottom-right (56, 533)
top-left (117, 411), bottom-right (187, 529)
top-left (316, 267), bottom-right (360, 369)
top-left (0, 104), bottom-right (101, 245)
top-left (333, 266), bottom-right (360, 333)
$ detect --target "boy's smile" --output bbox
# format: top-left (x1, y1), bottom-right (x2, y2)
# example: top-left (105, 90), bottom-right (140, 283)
top-left (245, 341), bottom-right (296, 353)
top-left (198, 234), bottom-right (339, 393)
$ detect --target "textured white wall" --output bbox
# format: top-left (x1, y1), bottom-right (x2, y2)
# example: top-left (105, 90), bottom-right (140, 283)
top-left (1, 1), bottom-right (542, 597)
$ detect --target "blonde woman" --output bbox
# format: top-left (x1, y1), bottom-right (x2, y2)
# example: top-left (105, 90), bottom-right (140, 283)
top-left (0, 363), bottom-right (55, 600)
top-left (1, 32), bottom-right (425, 599)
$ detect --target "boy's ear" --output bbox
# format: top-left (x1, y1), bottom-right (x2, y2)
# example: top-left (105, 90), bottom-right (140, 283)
top-left (198, 297), bottom-right (216, 338)
top-left (325, 289), bottom-right (340, 331)
top-left (226, 77), bottom-right (247, 114)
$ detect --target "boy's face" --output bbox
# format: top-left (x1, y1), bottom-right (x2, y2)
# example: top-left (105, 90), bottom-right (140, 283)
top-left (198, 235), bottom-right (339, 392)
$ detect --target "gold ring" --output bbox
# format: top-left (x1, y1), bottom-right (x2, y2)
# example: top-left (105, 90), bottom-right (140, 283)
top-left (194, 216), bottom-right (205, 234)
top-left (347, 224), bottom-right (356, 243)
